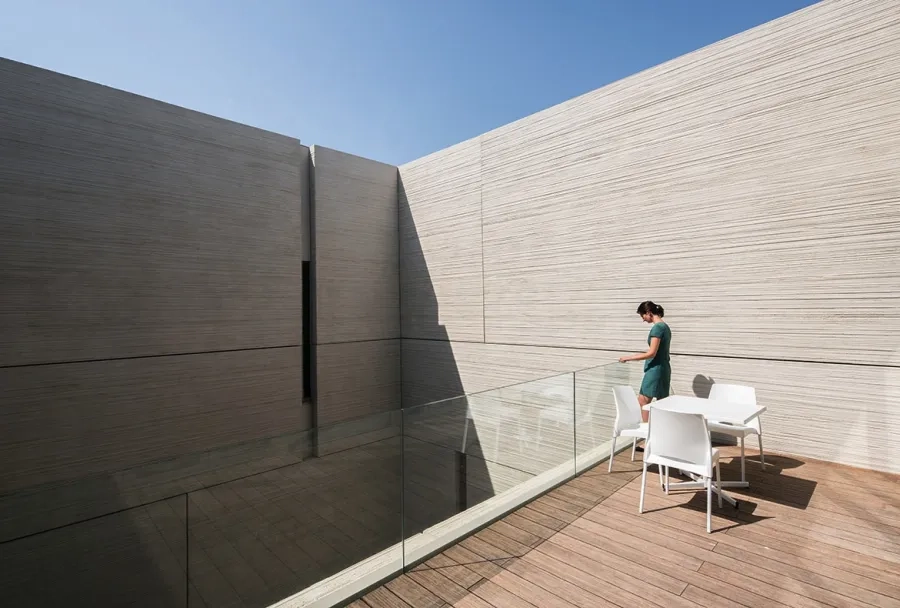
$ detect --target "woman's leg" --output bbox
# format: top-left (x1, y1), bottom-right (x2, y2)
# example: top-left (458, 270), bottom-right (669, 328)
top-left (638, 394), bottom-right (652, 423)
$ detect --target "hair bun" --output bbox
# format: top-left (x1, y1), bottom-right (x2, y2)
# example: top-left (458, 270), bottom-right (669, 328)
top-left (636, 300), bottom-right (665, 317)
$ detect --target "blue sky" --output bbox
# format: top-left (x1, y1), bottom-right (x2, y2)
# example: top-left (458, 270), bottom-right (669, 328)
top-left (1, 0), bottom-right (818, 165)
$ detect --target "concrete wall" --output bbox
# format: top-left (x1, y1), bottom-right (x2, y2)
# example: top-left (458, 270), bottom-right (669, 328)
top-left (310, 145), bottom-right (400, 426)
top-left (0, 58), bottom-right (308, 605)
top-left (399, 0), bottom-right (900, 474)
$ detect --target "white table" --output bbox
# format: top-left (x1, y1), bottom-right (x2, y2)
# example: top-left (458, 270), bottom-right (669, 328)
top-left (642, 395), bottom-right (767, 507)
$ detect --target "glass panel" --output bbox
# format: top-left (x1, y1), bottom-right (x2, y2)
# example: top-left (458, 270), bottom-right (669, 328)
top-left (0, 422), bottom-right (315, 608)
top-left (402, 372), bottom-right (574, 566)
top-left (187, 415), bottom-right (402, 607)
top-left (0, 494), bottom-right (187, 607)
top-left (574, 362), bottom-right (644, 472)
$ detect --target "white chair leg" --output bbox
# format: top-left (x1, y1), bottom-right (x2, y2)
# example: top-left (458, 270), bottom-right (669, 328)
top-left (706, 478), bottom-right (712, 533)
top-left (663, 466), bottom-right (669, 494)
top-left (639, 462), bottom-right (648, 514)
top-left (740, 435), bottom-right (746, 482)
top-left (608, 435), bottom-right (617, 472)
top-left (631, 439), bottom-right (637, 461)
top-left (716, 461), bottom-right (722, 509)
top-left (758, 433), bottom-right (765, 469)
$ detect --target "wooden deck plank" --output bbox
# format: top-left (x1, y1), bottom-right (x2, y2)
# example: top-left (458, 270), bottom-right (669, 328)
top-left (406, 570), bottom-right (493, 608)
top-left (479, 561), bottom-right (582, 608)
top-left (498, 511), bottom-right (559, 543)
top-left (536, 538), bottom-right (699, 607)
top-left (459, 534), bottom-right (521, 562)
top-left (441, 545), bottom-right (507, 581)
top-left (385, 575), bottom-right (448, 608)
top-left (365, 447), bottom-right (900, 608)
top-left (503, 557), bottom-right (620, 608)
top-left (713, 541), bottom-right (900, 607)
top-left (510, 504), bottom-right (570, 531)
top-left (533, 493), bottom-right (584, 517)
top-left (362, 585), bottom-right (415, 608)
top-left (548, 531), bottom-right (689, 594)
top-left (471, 527), bottom-right (532, 558)
top-left (566, 512), bottom-right (798, 608)
top-left (468, 579), bottom-right (539, 608)
top-left (724, 525), bottom-right (900, 590)
top-left (680, 584), bottom-right (765, 608)
top-left (413, 554), bottom-right (484, 590)
top-left (734, 515), bottom-right (900, 565)
top-left (696, 561), bottom-right (834, 608)
top-left (485, 518), bottom-right (545, 548)
top-left (601, 485), bottom-right (879, 608)
top-left (583, 503), bottom-right (718, 551)
top-left (521, 549), bottom-right (695, 608)
top-left (565, 513), bottom-right (707, 572)
top-left (615, 483), bottom-right (881, 608)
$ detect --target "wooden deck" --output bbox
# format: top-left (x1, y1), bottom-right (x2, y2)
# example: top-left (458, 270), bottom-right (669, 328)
top-left (352, 447), bottom-right (900, 608)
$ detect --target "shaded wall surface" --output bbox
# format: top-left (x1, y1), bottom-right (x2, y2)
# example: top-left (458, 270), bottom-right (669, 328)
top-left (399, 0), bottom-right (900, 474)
top-left (0, 59), bottom-right (350, 608)
top-left (3, 1), bottom-right (900, 606)
top-left (310, 145), bottom-right (401, 427)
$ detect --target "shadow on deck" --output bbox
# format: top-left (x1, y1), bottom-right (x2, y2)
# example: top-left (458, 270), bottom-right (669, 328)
top-left (350, 446), bottom-right (900, 608)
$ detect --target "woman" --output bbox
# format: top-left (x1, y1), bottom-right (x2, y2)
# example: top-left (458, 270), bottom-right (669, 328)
top-left (619, 301), bottom-right (671, 422)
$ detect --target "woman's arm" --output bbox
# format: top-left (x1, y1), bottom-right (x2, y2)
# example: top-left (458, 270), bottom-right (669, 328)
top-left (619, 337), bottom-right (660, 363)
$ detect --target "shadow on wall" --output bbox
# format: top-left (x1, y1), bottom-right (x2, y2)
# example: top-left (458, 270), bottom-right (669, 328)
top-left (0, 473), bottom-right (186, 607)
top-left (692, 374), bottom-right (715, 398)
top-left (692, 374), bottom-right (737, 446)
top-left (398, 176), bottom-right (497, 540)
top-left (0, 419), bottom-right (416, 608)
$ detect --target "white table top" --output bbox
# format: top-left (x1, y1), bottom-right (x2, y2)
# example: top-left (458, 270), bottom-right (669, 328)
top-left (642, 395), bottom-right (766, 426)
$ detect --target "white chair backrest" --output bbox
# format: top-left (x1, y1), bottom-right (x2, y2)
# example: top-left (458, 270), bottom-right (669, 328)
top-left (646, 408), bottom-right (713, 475)
top-left (709, 383), bottom-right (759, 430)
top-left (612, 386), bottom-right (642, 432)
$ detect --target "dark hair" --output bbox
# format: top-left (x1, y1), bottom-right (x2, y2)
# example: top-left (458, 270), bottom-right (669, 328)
top-left (637, 301), bottom-right (665, 317)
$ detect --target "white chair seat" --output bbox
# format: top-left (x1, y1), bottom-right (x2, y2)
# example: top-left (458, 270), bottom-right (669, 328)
top-left (647, 447), bottom-right (719, 478)
top-left (619, 423), bottom-right (648, 439)
top-left (609, 387), bottom-right (648, 471)
top-left (639, 409), bottom-right (723, 533)
top-left (706, 383), bottom-right (765, 481)
top-left (708, 421), bottom-right (757, 437)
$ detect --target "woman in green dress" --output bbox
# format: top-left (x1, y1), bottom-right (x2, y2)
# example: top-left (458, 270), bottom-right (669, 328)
top-left (619, 301), bottom-right (671, 422)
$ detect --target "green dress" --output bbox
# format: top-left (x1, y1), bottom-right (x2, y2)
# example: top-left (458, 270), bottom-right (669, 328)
top-left (639, 322), bottom-right (671, 399)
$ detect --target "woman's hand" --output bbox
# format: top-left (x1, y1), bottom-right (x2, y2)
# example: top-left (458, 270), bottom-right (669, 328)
top-left (618, 356), bottom-right (630, 363)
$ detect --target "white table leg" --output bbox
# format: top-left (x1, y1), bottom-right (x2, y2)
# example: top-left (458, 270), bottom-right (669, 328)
top-left (667, 473), bottom-right (741, 507)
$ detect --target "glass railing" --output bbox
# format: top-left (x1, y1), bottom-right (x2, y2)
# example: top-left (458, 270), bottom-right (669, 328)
top-left (575, 360), bottom-right (644, 471)
top-left (0, 361), bottom-right (641, 607)
top-left (399, 362), bottom-right (643, 569)
top-left (401, 372), bottom-right (577, 565)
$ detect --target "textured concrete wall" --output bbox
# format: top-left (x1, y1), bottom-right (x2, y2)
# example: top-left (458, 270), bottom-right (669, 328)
top-left (400, 138), bottom-right (485, 343)
top-left (310, 145), bottom-right (400, 425)
top-left (1, 59), bottom-right (306, 365)
top-left (399, 0), bottom-right (900, 473)
top-left (0, 57), bottom-right (308, 604)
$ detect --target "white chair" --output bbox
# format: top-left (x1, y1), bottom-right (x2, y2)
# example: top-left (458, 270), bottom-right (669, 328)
top-left (640, 408), bottom-right (722, 533)
top-left (707, 383), bottom-right (764, 482)
top-left (536, 385), bottom-right (575, 446)
top-left (608, 386), bottom-right (649, 472)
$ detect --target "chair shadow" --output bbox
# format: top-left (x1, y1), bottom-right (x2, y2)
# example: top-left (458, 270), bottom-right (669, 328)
top-left (716, 454), bottom-right (818, 509)
top-left (643, 491), bottom-right (771, 533)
